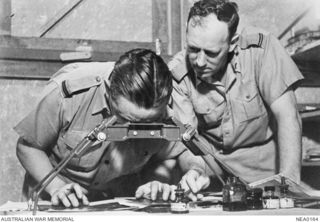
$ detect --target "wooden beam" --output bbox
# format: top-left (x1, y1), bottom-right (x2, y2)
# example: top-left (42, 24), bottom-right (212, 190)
top-left (0, 37), bottom-right (172, 79)
top-left (0, 35), bottom-right (156, 53)
top-left (0, 59), bottom-right (63, 80)
top-left (0, 55), bottom-right (171, 80)
top-left (0, 47), bottom-right (124, 62)
top-left (38, 0), bottom-right (85, 37)
top-left (0, 35), bottom-right (171, 79)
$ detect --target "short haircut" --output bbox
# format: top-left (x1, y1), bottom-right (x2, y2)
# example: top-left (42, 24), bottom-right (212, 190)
top-left (109, 48), bottom-right (173, 109)
top-left (187, 0), bottom-right (239, 40)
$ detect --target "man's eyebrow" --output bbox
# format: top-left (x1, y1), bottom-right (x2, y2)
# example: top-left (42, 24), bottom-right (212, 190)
top-left (187, 45), bottom-right (200, 51)
top-left (188, 45), bottom-right (220, 54)
top-left (204, 49), bottom-right (220, 55)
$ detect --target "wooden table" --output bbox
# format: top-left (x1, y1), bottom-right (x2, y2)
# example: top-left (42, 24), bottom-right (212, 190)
top-left (1, 198), bottom-right (319, 216)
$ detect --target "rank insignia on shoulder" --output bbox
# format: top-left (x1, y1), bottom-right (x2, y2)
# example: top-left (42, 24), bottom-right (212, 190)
top-left (239, 33), bottom-right (266, 49)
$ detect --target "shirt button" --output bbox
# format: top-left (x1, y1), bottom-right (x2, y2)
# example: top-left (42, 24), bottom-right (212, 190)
top-left (96, 76), bottom-right (101, 82)
top-left (246, 95), bottom-right (250, 99)
top-left (104, 159), bottom-right (110, 165)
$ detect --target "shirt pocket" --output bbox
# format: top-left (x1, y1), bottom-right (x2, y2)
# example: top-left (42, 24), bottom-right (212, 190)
top-left (58, 130), bottom-right (105, 171)
top-left (234, 81), bottom-right (266, 123)
top-left (193, 93), bottom-right (225, 127)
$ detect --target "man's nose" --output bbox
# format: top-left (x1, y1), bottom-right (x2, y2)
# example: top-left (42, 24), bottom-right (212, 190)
top-left (195, 50), bottom-right (206, 67)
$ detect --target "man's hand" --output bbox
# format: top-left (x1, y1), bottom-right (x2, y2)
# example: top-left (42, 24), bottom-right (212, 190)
top-left (179, 169), bottom-right (210, 201)
top-left (135, 169), bottom-right (210, 202)
top-left (135, 181), bottom-right (176, 201)
top-left (50, 183), bottom-right (89, 208)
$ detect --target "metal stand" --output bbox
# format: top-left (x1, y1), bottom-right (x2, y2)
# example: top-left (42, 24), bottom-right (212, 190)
top-left (28, 116), bottom-right (118, 215)
top-left (28, 116), bottom-right (184, 215)
top-left (28, 116), bottom-right (245, 215)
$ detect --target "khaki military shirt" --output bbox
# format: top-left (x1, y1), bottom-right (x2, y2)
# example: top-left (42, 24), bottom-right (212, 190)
top-left (169, 27), bottom-right (304, 182)
top-left (14, 62), bottom-right (186, 197)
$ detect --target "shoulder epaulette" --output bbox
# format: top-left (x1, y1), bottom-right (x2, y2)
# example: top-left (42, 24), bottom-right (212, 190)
top-left (61, 75), bottom-right (103, 97)
top-left (171, 64), bottom-right (189, 83)
top-left (239, 33), bottom-right (267, 49)
top-left (168, 51), bottom-right (189, 83)
top-left (50, 62), bottom-right (114, 97)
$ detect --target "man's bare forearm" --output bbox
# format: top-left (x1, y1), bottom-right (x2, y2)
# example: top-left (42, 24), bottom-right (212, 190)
top-left (16, 138), bottom-right (67, 195)
top-left (277, 110), bottom-right (302, 183)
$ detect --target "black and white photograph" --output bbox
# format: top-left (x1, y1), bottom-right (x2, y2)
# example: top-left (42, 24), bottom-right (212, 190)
top-left (0, 0), bottom-right (320, 221)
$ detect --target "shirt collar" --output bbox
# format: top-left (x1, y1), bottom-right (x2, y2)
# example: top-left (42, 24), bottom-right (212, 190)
top-left (195, 51), bottom-right (240, 93)
top-left (231, 45), bottom-right (241, 73)
top-left (224, 61), bottom-right (237, 92)
top-left (223, 48), bottom-right (242, 92)
top-left (196, 75), bottom-right (223, 88)
top-left (92, 78), bottom-right (111, 115)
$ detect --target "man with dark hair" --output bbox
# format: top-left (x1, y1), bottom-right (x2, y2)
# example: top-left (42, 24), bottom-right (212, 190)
top-left (14, 49), bottom-right (204, 207)
top-left (136, 0), bottom-right (303, 201)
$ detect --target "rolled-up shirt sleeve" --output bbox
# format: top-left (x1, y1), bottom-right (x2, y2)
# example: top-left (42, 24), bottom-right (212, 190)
top-left (258, 34), bottom-right (304, 106)
top-left (14, 82), bottom-right (63, 150)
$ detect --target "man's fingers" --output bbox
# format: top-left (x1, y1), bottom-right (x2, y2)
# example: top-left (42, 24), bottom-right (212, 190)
top-left (67, 193), bottom-right (80, 207)
top-left (135, 182), bottom-right (176, 201)
top-left (135, 186), bottom-right (145, 199)
top-left (161, 184), bottom-right (171, 201)
top-left (72, 183), bottom-right (83, 199)
top-left (196, 193), bottom-right (204, 200)
top-left (196, 175), bottom-right (210, 190)
top-left (135, 187), bottom-right (144, 199)
top-left (150, 181), bottom-right (161, 200)
top-left (169, 185), bottom-right (177, 201)
top-left (51, 191), bottom-right (60, 206)
top-left (81, 194), bottom-right (89, 205)
top-left (179, 170), bottom-right (210, 201)
top-left (57, 191), bottom-right (71, 207)
top-left (188, 193), bottom-right (198, 202)
top-left (185, 178), bottom-right (198, 193)
top-left (50, 183), bottom-right (89, 207)
top-left (182, 170), bottom-right (200, 193)
top-left (135, 184), bottom-right (151, 199)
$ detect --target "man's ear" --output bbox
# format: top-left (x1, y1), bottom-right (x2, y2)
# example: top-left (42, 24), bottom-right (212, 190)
top-left (228, 34), bottom-right (239, 52)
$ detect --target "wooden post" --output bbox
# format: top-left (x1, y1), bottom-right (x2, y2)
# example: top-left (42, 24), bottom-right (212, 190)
top-left (152, 0), bottom-right (182, 56)
top-left (0, 0), bottom-right (11, 35)
top-left (152, 0), bottom-right (169, 55)
top-left (166, 0), bottom-right (182, 56)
